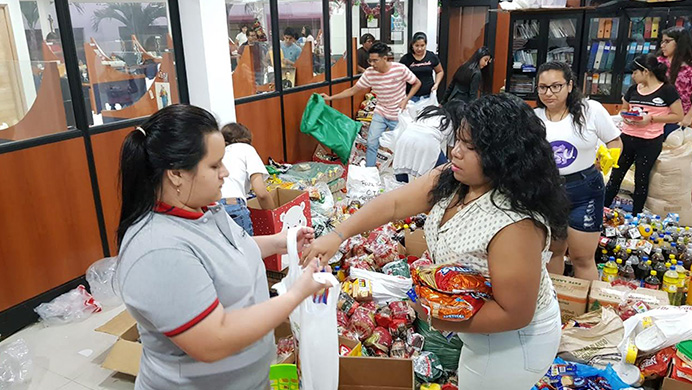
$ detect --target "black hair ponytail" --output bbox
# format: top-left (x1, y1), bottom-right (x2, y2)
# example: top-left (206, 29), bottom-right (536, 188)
top-left (633, 53), bottom-right (669, 83)
top-left (117, 104), bottom-right (219, 248)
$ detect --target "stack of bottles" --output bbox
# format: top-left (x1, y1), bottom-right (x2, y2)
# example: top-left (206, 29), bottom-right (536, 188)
top-left (599, 209), bottom-right (691, 306)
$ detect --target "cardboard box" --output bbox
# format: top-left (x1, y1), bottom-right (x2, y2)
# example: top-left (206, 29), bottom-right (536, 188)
top-left (588, 281), bottom-right (670, 311)
top-left (97, 310), bottom-right (415, 389)
top-left (403, 229), bottom-right (427, 258)
top-left (662, 377), bottom-right (692, 390)
top-left (550, 274), bottom-right (591, 323)
top-left (247, 188), bottom-right (312, 271)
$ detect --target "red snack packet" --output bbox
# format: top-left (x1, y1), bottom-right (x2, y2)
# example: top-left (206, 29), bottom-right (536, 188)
top-left (375, 306), bottom-right (393, 328)
top-left (389, 301), bottom-right (416, 325)
top-left (364, 326), bottom-right (393, 355)
top-left (337, 310), bottom-right (349, 329)
top-left (639, 347), bottom-right (676, 379)
top-left (348, 306), bottom-right (376, 341)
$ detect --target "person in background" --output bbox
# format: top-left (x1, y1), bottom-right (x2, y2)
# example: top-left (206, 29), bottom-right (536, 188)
top-left (235, 25), bottom-right (248, 46)
top-left (605, 54), bottom-right (684, 215)
top-left (392, 101), bottom-right (461, 183)
top-left (115, 104), bottom-right (329, 390)
top-left (219, 123), bottom-right (274, 236)
top-left (535, 62), bottom-right (622, 281)
top-left (399, 32), bottom-right (444, 102)
top-left (298, 26), bottom-right (315, 49)
top-left (303, 94), bottom-right (569, 390)
top-left (280, 27), bottom-right (302, 67)
top-left (357, 33), bottom-right (375, 73)
top-left (441, 46), bottom-right (492, 105)
top-left (238, 30), bottom-right (268, 85)
top-left (321, 42), bottom-right (421, 167)
top-left (658, 27), bottom-right (692, 133)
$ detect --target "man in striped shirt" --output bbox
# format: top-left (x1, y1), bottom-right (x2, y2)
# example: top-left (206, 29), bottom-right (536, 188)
top-left (322, 42), bottom-right (421, 167)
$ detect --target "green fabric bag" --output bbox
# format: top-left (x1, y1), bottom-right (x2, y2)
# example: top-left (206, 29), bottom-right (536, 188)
top-left (300, 93), bottom-right (362, 164)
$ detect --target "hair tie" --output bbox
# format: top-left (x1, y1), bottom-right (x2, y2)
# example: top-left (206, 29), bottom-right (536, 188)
top-left (633, 59), bottom-right (645, 71)
top-left (136, 126), bottom-right (146, 137)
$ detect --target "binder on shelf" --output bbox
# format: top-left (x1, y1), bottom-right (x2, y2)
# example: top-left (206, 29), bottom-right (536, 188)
top-left (604, 73), bottom-right (613, 96)
top-left (585, 75), bottom-right (593, 95)
top-left (592, 73), bottom-right (600, 95)
top-left (636, 42), bottom-right (644, 55)
top-left (623, 73), bottom-right (633, 92)
top-left (643, 41), bottom-right (651, 54)
top-left (605, 42), bottom-right (616, 70)
top-left (591, 18), bottom-right (600, 39)
top-left (625, 42), bottom-right (637, 65)
top-left (611, 18), bottom-right (619, 40)
top-left (598, 18), bottom-right (606, 39)
top-left (587, 43), bottom-right (599, 70)
top-left (604, 19), bottom-right (612, 38)
top-left (650, 43), bottom-right (657, 53)
top-left (651, 17), bottom-right (660, 39)
top-left (593, 41), bottom-right (606, 70)
top-left (644, 17), bottom-right (652, 39)
top-left (628, 21), bottom-right (633, 38)
top-left (601, 42), bottom-right (611, 70)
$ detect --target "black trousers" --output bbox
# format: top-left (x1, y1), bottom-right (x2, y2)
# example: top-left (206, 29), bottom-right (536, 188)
top-left (605, 133), bottom-right (664, 214)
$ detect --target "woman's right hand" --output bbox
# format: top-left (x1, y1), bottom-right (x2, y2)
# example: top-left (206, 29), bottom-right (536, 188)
top-left (320, 93), bottom-right (332, 101)
top-left (300, 232), bottom-right (342, 267)
top-left (290, 259), bottom-right (333, 300)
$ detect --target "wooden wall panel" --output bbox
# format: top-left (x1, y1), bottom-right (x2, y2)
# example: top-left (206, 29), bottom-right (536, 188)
top-left (91, 128), bottom-right (132, 252)
top-left (493, 12), bottom-right (511, 93)
top-left (236, 96), bottom-right (285, 162)
top-left (0, 138), bottom-right (104, 311)
top-left (284, 86), bottom-right (329, 162)
top-left (446, 6), bottom-right (488, 87)
top-left (331, 81), bottom-right (352, 117)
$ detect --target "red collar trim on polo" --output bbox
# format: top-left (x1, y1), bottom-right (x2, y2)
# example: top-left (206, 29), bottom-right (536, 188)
top-left (154, 201), bottom-right (206, 220)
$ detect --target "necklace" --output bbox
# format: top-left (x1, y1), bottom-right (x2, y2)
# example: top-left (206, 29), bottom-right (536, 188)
top-left (455, 192), bottom-right (486, 211)
top-left (547, 107), bottom-right (569, 122)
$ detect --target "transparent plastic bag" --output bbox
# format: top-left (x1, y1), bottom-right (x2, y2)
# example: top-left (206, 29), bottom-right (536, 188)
top-left (86, 257), bottom-right (121, 308)
top-left (0, 339), bottom-right (32, 388)
top-left (34, 285), bottom-right (102, 326)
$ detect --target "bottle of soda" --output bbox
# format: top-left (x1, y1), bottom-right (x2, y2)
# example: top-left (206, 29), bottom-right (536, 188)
top-left (682, 245), bottom-right (692, 271)
top-left (654, 260), bottom-right (668, 276)
top-left (629, 249), bottom-right (640, 268)
top-left (644, 270), bottom-right (661, 290)
top-left (674, 264), bottom-right (687, 306)
top-left (636, 256), bottom-right (652, 284)
top-left (662, 264), bottom-right (679, 304)
top-left (652, 248), bottom-right (665, 264)
top-left (616, 258), bottom-right (625, 273)
top-left (671, 243), bottom-right (680, 258)
top-left (619, 260), bottom-right (636, 282)
top-left (599, 249), bottom-right (609, 264)
top-left (602, 257), bottom-right (619, 283)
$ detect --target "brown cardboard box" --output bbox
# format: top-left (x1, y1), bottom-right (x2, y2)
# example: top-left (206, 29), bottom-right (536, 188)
top-left (550, 274), bottom-right (590, 323)
top-left (97, 311), bottom-right (415, 389)
top-left (247, 188), bottom-right (312, 271)
top-left (588, 281), bottom-right (670, 311)
top-left (403, 229), bottom-right (427, 258)
top-left (662, 377), bottom-right (692, 390)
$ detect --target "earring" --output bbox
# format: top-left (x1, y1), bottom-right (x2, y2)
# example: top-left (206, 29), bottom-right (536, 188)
top-left (176, 186), bottom-right (181, 195)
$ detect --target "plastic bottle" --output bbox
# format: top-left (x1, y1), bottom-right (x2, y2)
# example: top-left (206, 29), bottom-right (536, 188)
top-left (636, 257), bottom-right (652, 285)
top-left (644, 270), bottom-right (661, 290)
top-left (671, 243), bottom-right (680, 258)
top-left (654, 260), bottom-right (668, 276)
top-left (682, 245), bottom-right (692, 271)
top-left (600, 249), bottom-right (610, 264)
top-left (602, 257), bottom-right (619, 283)
top-left (662, 264), bottom-right (679, 303)
top-left (629, 250), bottom-right (640, 268)
top-left (619, 260), bottom-right (636, 283)
top-left (674, 264), bottom-right (686, 306)
top-left (616, 258), bottom-right (624, 273)
top-left (652, 247), bottom-right (665, 264)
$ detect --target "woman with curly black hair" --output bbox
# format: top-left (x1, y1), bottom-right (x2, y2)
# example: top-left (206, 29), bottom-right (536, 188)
top-left (535, 62), bottom-right (622, 281)
top-left (303, 94), bottom-right (569, 389)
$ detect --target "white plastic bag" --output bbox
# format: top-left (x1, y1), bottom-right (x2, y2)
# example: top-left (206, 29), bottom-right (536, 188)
top-left (347, 162), bottom-right (382, 203)
top-left (380, 109), bottom-right (414, 151)
top-left (86, 257), bottom-right (121, 308)
top-left (349, 267), bottom-right (413, 305)
top-left (0, 339), bottom-right (32, 388)
top-left (617, 306), bottom-right (692, 357)
top-left (34, 285), bottom-right (102, 326)
top-left (407, 90), bottom-right (438, 118)
top-left (275, 228), bottom-right (339, 390)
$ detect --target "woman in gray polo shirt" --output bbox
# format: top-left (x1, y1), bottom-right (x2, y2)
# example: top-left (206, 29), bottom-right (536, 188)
top-left (115, 104), bottom-right (328, 390)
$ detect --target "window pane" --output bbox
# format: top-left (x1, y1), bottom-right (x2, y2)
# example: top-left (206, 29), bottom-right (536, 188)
top-left (227, 0), bottom-right (275, 98)
top-left (0, 1), bottom-right (72, 142)
top-left (68, 1), bottom-right (179, 126)
top-left (353, 1), bottom-right (381, 74)
top-left (278, 0), bottom-right (325, 89)
top-left (385, 0), bottom-right (408, 61)
top-left (328, 0), bottom-right (349, 79)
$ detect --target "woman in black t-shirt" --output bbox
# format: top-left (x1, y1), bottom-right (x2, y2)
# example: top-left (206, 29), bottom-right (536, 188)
top-left (400, 32), bottom-right (444, 102)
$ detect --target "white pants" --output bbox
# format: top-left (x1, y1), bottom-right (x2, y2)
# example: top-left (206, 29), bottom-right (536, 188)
top-left (457, 298), bottom-right (561, 390)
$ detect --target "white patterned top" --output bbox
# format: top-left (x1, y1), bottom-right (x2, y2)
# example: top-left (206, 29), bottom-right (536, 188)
top-left (424, 190), bottom-right (557, 315)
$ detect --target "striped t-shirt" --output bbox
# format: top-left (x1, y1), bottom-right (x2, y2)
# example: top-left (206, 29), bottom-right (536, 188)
top-left (356, 62), bottom-right (418, 120)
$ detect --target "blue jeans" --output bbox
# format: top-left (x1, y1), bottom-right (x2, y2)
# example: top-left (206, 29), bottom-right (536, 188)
top-left (219, 198), bottom-right (254, 236)
top-left (563, 166), bottom-right (605, 233)
top-left (410, 95), bottom-right (430, 103)
top-left (367, 113), bottom-right (399, 167)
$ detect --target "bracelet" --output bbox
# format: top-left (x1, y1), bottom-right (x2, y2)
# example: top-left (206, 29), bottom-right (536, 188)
top-left (333, 230), bottom-right (345, 242)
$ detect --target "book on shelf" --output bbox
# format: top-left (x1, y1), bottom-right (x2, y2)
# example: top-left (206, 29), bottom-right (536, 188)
top-left (549, 19), bottom-right (577, 39)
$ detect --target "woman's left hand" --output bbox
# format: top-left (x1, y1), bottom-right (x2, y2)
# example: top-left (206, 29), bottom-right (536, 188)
top-left (276, 227), bottom-right (315, 255)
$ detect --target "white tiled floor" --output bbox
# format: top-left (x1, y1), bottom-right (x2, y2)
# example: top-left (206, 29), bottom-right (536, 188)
top-left (0, 306), bottom-right (135, 390)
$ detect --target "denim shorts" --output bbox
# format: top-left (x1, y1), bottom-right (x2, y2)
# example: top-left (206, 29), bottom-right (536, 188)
top-left (563, 165), bottom-right (605, 233)
top-left (219, 198), bottom-right (254, 236)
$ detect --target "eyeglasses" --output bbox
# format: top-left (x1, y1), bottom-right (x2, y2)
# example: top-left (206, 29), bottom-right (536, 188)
top-left (367, 58), bottom-right (383, 64)
top-left (661, 38), bottom-right (675, 45)
top-left (537, 83), bottom-right (567, 95)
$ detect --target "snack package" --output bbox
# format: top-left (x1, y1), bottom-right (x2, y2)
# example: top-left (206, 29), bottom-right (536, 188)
top-left (412, 264), bottom-right (492, 321)
top-left (638, 347), bottom-right (676, 380)
top-left (414, 351), bottom-right (444, 382)
top-left (348, 278), bottom-right (373, 302)
top-left (364, 327), bottom-right (393, 356)
top-left (389, 301), bottom-right (416, 326)
top-left (389, 319), bottom-right (408, 340)
top-left (277, 336), bottom-right (295, 357)
top-left (407, 332), bottom-right (425, 353)
top-left (337, 290), bottom-right (360, 316)
top-left (344, 255), bottom-right (376, 272)
top-left (337, 310), bottom-right (349, 329)
top-left (348, 306), bottom-right (376, 341)
top-left (383, 259), bottom-right (412, 278)
top-left (374, 306), bottom-right (393, 328)
top-left (390, 339), bottom-right (409, 359)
